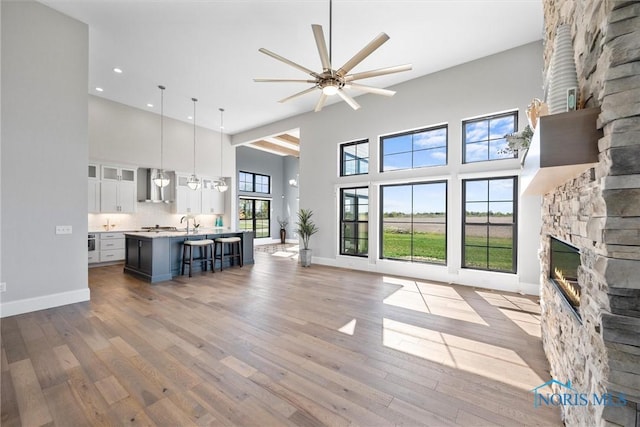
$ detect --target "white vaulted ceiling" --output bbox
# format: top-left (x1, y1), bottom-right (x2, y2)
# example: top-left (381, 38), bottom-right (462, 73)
top-left (39, 0), bottom-right (543, 135)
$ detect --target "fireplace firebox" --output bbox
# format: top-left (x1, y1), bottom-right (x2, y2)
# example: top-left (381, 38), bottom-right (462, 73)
top-left (549, 237), bottom-right (582, 320)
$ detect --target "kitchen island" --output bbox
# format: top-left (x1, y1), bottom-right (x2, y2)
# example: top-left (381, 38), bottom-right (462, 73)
top-left (123, 229), bottom-right (254, 283)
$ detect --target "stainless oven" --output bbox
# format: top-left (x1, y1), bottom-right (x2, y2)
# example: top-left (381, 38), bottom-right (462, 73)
top-left (88, 234), bottom-right (96, 252)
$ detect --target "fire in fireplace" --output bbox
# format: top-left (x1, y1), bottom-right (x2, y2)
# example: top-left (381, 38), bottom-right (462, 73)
top-left (549, 237), bottom-right (582, 319)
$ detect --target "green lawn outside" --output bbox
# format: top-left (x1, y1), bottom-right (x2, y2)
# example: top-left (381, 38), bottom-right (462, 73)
top-left (382, 230), bottom-right (514, 271)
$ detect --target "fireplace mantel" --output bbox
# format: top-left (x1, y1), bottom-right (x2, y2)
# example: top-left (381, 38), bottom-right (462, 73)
top-left (521, 107), bottom-right (602, 195)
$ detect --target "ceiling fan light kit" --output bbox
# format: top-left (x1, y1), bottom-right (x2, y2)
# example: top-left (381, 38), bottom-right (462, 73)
top-left (255, 0), bottom-right (411, 112)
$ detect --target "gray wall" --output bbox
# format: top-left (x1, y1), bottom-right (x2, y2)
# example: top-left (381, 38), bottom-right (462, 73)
top-left (234, 41), bottom-right (544, 294)
top-left (235, 145), bottom-right (299, 239)
top-left (1, 1), bottom-right (89, 315)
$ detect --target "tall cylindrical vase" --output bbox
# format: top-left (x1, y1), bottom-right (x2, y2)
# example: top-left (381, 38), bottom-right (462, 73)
top-left (546, 24), bottom-right (579, 114)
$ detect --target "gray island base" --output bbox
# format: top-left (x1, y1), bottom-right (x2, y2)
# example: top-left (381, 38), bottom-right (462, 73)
top-left (123, 230), bottom-right (254, 283)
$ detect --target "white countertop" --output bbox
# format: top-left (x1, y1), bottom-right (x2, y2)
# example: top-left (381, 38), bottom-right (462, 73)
top-left (123, 228), bottom-right (244, 238)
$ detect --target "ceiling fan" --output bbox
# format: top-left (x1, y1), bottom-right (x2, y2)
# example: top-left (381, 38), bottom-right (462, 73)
top-left (254, 0), bottom-right (412, 112)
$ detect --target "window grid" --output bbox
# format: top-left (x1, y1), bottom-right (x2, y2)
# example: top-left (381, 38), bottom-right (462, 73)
top-left (340, 187), bottom-right (369, 257)
top-left (340, 140), bottom-right (369, 176)
top-left (462, 176), bottom-right (517, 273)
top-left (239, 198), bottom-right (271, 238)
top-left (380, 181), bottom-right (447, 265)
top-left (463, 111), bottom-right (518, 163)
top-left (238, 171), bottom-right (271, 194)
top-left (381, 125), bottom-right (448, 172)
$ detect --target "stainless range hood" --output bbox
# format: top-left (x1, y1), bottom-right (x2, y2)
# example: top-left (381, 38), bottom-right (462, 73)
top-left (138, 168), bottom-right (174, 203)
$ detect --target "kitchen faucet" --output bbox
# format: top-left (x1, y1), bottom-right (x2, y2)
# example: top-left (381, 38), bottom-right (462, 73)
top-left (180, 214), bottom-right (196, 234)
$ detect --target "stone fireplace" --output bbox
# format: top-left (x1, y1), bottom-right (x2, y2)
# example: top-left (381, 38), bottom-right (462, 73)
top-left (540, 1), bottom-right (640, 426)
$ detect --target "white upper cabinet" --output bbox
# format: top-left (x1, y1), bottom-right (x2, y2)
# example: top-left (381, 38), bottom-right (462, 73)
top-left (100, 165), bottom-right (137, 213)
top-left (88, 164), bottom-right (100, 213)
top-left (201, 178), bottom-right (225, 214)
top-left (174, 174), bottom-right (202, 214)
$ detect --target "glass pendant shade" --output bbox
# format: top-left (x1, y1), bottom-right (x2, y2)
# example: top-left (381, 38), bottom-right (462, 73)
top-left (152, 171), bottom-right (170, 188)
top-left (187, 174), bottom-right (201, 190)
top-left (214, 178), bottom-right (228, 193)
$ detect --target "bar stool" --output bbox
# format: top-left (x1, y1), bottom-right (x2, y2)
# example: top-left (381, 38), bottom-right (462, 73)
top-left (214, 237), bottom-right (243, 271)
top-left (181, 239), bottom-right (215, 277)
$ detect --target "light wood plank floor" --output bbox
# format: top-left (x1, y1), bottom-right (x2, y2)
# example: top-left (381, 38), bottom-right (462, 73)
top-left (1, 251), bottom-right (562, 426)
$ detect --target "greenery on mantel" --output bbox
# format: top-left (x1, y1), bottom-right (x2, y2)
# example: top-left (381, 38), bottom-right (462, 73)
top-left (499, 125), bottom-right (534, 155)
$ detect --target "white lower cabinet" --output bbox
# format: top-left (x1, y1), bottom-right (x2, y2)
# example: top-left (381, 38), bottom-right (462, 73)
top-left (99, 232), bottom-right (125, 262)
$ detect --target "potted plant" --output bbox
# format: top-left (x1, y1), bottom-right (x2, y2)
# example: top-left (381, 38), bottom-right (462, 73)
top-left (296, 208), bottom-right (318, 267)
top-left (277, 216), bottom-right (289, 244)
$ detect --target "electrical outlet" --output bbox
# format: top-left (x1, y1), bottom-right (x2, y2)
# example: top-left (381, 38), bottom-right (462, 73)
top-left (55, 225), bottom-right (73, 235)
top-left (0, 283), bottom-right (6, 292)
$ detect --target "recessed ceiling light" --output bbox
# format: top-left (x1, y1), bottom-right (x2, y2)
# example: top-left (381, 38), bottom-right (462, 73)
top-left (95, 87), bottom-right (104, 92)
top-left (113, 67), bottom-right (123, 74)
top-left (187, 116), bottom-right (193, 120)
top-left (147, 103), bottom-right (154, 108)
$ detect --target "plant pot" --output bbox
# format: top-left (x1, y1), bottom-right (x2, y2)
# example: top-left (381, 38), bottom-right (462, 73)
top-left (299, 249), bottom-right (312, 267)
top-left (280, 229), bottom-right (286, 244)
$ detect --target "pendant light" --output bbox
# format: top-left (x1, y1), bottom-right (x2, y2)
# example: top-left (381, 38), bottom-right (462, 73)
top-left (152, 85), bottom-right (170, 187)
top-left (214, 107), bottom-right (229, 192)
top-left (187, 97), bottom-right (201, 190)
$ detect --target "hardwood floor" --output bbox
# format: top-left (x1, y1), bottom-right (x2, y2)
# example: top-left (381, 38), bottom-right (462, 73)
top-left (1, 251), bottom-right (562, 426)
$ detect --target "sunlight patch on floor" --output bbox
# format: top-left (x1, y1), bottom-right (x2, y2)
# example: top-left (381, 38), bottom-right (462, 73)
top-left (382, 277), bottom-right (488, 326)
top-left (476, 291), bottom-right (542, 337)
top-left (271, 251), bottom-right (296, 258)
top-left (382, 318), bottom-right (544, 390)
top-left (338, 318), bottom-right (357, 335)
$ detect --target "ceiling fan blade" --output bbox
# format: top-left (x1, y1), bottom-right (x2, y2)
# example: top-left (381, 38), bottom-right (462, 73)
top-left (336, 32), bottom-right (390, 77)
top-left (346, 83), bottom-right (396, 97)
top-left (314, 93), bottom-right (328, 112)
top-left (345, 64), bottom-right (412, 82)
top-left (258, 48), bottom-right (319, 77)
top-left (336, 89), bottom-right (361, 110)
top-left (278, 86), bottom-right (318, 103)
top-left (312, 24), bottom-right (331, 71)
top-left (254, 78), bottom-right (317, 83)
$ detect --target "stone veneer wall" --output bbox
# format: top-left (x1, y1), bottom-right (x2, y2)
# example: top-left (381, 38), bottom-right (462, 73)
top-left (540, 1), bottom-right (640, 426)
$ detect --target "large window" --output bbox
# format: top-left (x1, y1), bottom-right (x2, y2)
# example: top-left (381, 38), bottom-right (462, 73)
top-left (340, 140), bottom-right (369, 176)
top-left (381, 125), bottom-right (447, 171)
top-left (340, 187), bottom-right (369, 256)
top-left (462, 177), bottom-right (517, 272)
top-left (239, 171), bottom-right (270, 194)
top-left (381, 181), bottom-right (447, 264)
top-left (239, 198), bottom-right (270, 238)
top-left (463, 111), bottom-right (517, 163)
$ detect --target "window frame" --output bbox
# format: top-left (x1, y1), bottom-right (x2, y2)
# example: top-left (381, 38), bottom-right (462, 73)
top-left (239, 197), bottom-right (271, 239)
top-left (339, 186), bottom-right (369, 257)
top-left (238, 171), bottom-right (271, 194)
top-left (462, 110), bottom-right (518, 164)
top-left (461, 176), bottom-right (518, 273)
top-left (380, 124), bottom-right (448, 172)
top-left (340, 140), bottom-right (369, 177)
top-left (379, 180), bottom-right (448, 265)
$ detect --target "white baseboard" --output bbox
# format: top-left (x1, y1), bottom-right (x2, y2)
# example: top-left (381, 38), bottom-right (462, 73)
top-left (1, 288), bottom-right (91, 318)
